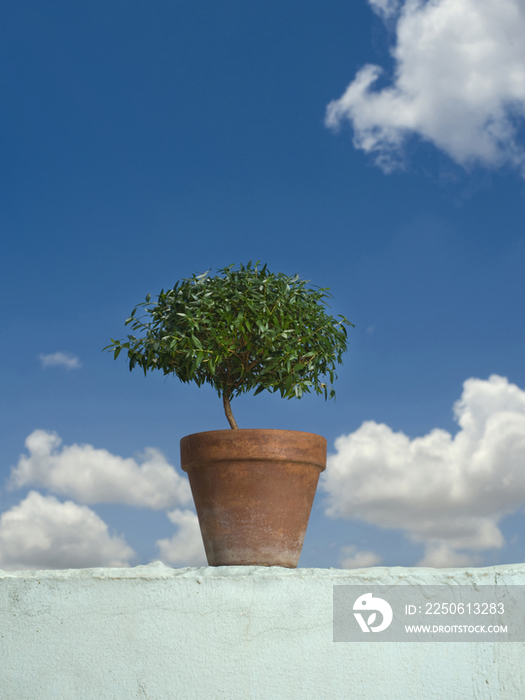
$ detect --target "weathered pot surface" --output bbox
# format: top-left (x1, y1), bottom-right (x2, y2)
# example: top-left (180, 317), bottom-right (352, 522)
top-left (180, 429), bottom-right (327, 567)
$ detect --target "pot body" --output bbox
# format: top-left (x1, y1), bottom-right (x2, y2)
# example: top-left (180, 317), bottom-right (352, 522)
top-left (180, 429), bottom-right (327, 568)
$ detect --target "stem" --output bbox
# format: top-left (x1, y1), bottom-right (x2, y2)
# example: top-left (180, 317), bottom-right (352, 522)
top-left (222, 393), bottom-right (238, 429)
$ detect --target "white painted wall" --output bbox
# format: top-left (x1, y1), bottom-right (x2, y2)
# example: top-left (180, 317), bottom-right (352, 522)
top-left (1, 563), bottom-right (524, 699)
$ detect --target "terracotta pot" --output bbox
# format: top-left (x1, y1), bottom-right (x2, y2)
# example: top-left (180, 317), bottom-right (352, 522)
top-left (180, 429), bottom-right (327, 567)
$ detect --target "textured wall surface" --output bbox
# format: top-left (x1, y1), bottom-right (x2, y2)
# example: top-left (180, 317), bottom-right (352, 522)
top-left (1, 563), bottom-right (524, 700)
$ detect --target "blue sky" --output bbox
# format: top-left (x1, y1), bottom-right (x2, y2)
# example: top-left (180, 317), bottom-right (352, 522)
top-left (2, 0), bottom-right (525, 570)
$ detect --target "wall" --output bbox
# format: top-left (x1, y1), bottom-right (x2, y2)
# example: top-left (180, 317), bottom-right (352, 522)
top-left (1, 563), bottom-right (524, 699)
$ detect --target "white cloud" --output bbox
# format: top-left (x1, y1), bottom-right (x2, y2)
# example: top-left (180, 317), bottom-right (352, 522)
top-left (326, 0), bottom-right (525, 173)
top-left (417, 543), bottom-right (480, 568)
top-left (155, 509), bottom-right (207, 567)
top-left (39, 352), bottom-right (82, 370)
top-left (369, 0), bottom-right (401, 20)
top-left (9, 430), bottom-right (192, 510)
top-left (322, 375), bottom-right (525, 567)
top-left (0, 491), bottom-right (135, 570)
top-left (339, 545), bottom-right (382, 569)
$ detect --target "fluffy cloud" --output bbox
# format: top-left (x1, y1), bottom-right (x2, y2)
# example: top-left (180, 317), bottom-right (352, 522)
top-left (326, 0), bottom-right (525, 173)
top-left (155, 509), bottom-right (207, 567)
top-left (9, 430), bottom-right (192, 510)
top-left (39, 352), bottom-right (82, 370)
top-left (322, 375), bottom-right (525, 567)
top-left (0, 491), bottom-right (135, 570)
top-left (369, 0), bottom-right (401, 20)
top-left (417, 543), bottom-right (480, 568)
top-left (339, 545), bottom-right (382, 569)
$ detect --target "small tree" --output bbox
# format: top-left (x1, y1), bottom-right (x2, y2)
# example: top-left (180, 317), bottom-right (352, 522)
top-left (104, 262), bottom-right (354, 429)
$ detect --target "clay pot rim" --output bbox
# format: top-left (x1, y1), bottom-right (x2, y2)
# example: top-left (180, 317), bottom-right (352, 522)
top-left (180, 429), bottom-right (327, 473)
top-left (181, 428), bottom-right (326, 439)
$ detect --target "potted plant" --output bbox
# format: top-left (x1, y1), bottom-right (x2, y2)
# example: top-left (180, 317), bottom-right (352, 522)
top-left (105, 262), bottom-right (353, 567)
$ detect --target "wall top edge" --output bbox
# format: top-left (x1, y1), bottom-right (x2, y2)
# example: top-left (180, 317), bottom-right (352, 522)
top-left (1, 561), bottom-right (525, 584)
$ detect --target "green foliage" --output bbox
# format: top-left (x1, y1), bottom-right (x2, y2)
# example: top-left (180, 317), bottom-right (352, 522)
top-left (104, 262), bottom-right (354, 409)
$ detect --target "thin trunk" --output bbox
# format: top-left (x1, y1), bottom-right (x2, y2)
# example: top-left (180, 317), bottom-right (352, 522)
top-left (223, 393), bottom-right (238, 429)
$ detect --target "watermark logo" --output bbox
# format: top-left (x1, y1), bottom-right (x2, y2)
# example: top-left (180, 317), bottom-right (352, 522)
top-left (353, 592), bottom-right (393, 633)
top-left (334, 585), bottom-right (524, 642)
